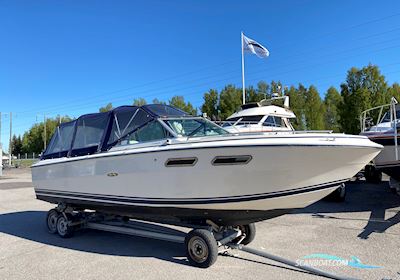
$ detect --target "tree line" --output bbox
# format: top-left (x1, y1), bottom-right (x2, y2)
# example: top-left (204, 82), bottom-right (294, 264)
top-left (11, 64), bottom-right (400, 155)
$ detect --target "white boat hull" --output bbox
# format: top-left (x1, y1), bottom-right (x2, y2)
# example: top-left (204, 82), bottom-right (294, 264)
top-left (32, 134), bottom-right (381, 225)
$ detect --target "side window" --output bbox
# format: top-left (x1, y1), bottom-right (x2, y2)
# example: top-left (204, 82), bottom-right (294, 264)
top-left (108, 107), bottom-right (153, 145)
top-left (44, 121), bottom-right (75, 155)
top-left (72, 114), bottom-right (108, 150)
top-left (263, 116), bottom-right (284, 127)
top-left (274, 116), bottom-right (283, 127)
top-left (241, 115), bottom-right (264, 124)
top-left (119, 121), bottom-right (166, 145)
top-left (263, 116), bottom-right (275, 127)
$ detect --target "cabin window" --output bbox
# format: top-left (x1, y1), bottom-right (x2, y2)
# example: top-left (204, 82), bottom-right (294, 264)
top-left (240, 115), bottom-right (264, 124)
top-left (72, 113), bottom-right (109, 152)
top-left (224, 115), bottom-right (264, 126)
top-left (117, 121), bottom-right (167, 145)
top-left (108, 107), bottom-right (153, 145)
top-left (223, 117), bottom-right (240, 127)
top-left (43, 121), bottom-right (75, 156)
top-left (263, 116), bottom-right (284, 127)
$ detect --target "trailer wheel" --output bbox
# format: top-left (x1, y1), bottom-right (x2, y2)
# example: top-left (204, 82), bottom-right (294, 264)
top-left (327, 184), bottom-right (346, 202)
top-left (185, 229), bottom-right (218, 268)
top-left (365, 165), bottom-right (382, 183)
top-left (56, 214), bottom-right (74, 238)
top-left (234, 223), bottom-right (256, 245)
top-left (46, 209), bottom-right (59, 234)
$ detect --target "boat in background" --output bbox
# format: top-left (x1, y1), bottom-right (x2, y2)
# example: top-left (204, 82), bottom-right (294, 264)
top-left (360, 97), bottom-right (400, 193)
top-left (222, 95), bottom-right (296, 134)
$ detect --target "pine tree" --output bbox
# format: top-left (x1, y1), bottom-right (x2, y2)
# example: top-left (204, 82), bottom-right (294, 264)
top-left (324, 87), bottom-right (342, 132)
top-left (304, 85), bottom-right (325, 130)
top-left (133, 98), bottom-right (147, 106)
top-left (169, 96), bottom-right (197, 115)
top-left (201, 89), bottom-right (219, 120)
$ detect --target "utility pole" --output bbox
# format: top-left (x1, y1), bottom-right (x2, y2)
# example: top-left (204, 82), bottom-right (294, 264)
top-left (44, 114), bottom-right (47, 150)
top-left (9, 112), bottom-right (12, 167)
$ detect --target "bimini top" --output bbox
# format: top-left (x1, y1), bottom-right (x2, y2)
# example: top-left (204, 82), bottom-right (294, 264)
top-left (42, 104), bottom-right (227, 160)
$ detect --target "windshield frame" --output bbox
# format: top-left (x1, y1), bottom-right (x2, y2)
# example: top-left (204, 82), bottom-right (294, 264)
top-left (160, 116), bottom-right (229, 138)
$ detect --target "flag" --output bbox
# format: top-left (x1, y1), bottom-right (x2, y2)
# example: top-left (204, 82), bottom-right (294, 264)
top-left (242, 34), bottom-right (269, 58)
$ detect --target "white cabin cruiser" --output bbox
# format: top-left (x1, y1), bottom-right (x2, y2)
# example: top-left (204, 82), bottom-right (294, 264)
top-left (222, 96), bottom-right (295, 133)
top-left (32, 104), bottom-right (382, 266)
top-left (360, 97), bottom-right (400, 189)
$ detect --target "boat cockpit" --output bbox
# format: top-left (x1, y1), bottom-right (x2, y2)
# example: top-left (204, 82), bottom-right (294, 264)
top-left (42, 104), bottom-right (228, 160)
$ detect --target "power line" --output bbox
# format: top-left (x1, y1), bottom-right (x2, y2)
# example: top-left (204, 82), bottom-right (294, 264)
top-left (13, 18), bottom-right (400, 117)
top-left (274, 11), bottom-right (400, 50)
top-left (9, 34), bottom-right (399, 122)
top-left (15, 59), bottom-right (237, 115)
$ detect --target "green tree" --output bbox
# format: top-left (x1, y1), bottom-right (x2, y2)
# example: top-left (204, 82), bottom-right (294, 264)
top-left (304, 85), bottom-right (325, 130)
top-left (152, 98), bottom-right (166, 104)
top-left (339, 65), bottom-right (388, 134)
top-left (21, 116), bottom-right (72, 154)
top-left (246, 85), bottom-right (265, 103)
top-left (169, 96), bottom-right (197, 115)
top-left (257, 81), bottom-right (270, 99)
top-left (133, 98), bottom-right (147, 106)
top-left (99, 103), bottom-right (113, 112)
top-left (286, 85), bottom-right (306, 130)
top-left (324, 87), bottom-right (342, 132)
top-left (270, 80), bottom-right (283, 96)
top-left (219, 85), bottom-right (242, 119)
top-left (11, 135), bottom-right (23, 155)
top-left (388, 83), bottom-right (400, 101)
top-left (201, 89), bottom-right (219, 119)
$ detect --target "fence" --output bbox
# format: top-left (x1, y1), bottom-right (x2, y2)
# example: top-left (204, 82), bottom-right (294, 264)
top-left (8, 153), bottom-right (40, 168)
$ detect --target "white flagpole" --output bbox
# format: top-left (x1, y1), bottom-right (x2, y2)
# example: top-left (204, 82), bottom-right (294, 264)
top-left (241, 32), bottom-right (246, 105)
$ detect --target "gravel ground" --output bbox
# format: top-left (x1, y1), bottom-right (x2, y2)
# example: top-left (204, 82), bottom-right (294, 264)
top-left (0, 168), bottom-right (399, 280)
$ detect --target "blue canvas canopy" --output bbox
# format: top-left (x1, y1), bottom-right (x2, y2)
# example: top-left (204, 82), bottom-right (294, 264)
top-left (42, 104), bottom-right (191, 159)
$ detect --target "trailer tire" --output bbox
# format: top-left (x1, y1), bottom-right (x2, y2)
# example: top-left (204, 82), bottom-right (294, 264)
top-left (46, 209), bottom-right (59, 234)
top-left (56, 214), bottom-right (74, 238)
top-left (365, 165), bottom-right (382, 183)
top-left (185, 229), bottom-right (218, 268)
top-left (234, 223), bottom-right (256, 245)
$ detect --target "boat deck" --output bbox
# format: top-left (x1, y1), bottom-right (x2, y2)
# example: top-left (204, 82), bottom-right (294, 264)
top-left (0, 168), bottom-right (399, 280)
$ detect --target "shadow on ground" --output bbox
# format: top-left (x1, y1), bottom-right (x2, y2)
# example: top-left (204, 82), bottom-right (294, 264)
top-left (0, 211), bottom-right (189, 266)
top-left (296, 180), bottom-right (400, 239)
top-left (0, 210), bottom-right (315, 275)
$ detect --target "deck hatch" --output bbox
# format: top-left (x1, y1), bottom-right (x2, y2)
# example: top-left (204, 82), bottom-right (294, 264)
top-left (212, 155), bottom-right (252, 166)
top-left (165, 157), bottom-right (198, 167)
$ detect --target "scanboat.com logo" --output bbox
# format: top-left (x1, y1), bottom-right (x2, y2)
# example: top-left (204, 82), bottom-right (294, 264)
top-left (297, 254), bottom-right (382, 269)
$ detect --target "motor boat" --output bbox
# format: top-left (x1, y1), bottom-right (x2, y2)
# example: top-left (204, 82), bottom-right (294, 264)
top-left (32, 104), bottom-right (382, 267)
top-left (222, 96), bottom-right (296, 133)
top-left (360, 97), bottom-right (400, 192)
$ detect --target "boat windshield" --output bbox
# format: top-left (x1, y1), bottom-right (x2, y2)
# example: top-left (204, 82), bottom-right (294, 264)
top-left (381, 109), bottom-right (400, 123)
top-left (164, 118), bottom-right (228, 137)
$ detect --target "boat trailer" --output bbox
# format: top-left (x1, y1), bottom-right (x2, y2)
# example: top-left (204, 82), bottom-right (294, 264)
top-left (46, 208), bottom-right (357, 280)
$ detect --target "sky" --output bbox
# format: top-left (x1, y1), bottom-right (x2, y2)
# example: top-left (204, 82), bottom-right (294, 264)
top-left (1, 0), bottom-right (400, 151)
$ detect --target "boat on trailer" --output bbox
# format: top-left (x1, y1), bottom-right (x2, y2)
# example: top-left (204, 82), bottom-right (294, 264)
top-left (360, 97), bottom-right (400, 193)
top-left (32, 104), bottom-right (382, 267)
